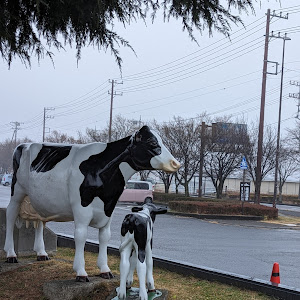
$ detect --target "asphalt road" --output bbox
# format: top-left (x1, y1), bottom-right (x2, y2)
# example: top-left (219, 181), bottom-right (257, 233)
top-left (1, 185), bottom-right (300, 289)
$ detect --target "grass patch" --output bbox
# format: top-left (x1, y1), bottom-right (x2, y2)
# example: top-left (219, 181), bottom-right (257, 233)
top-left (0, 247), bottom-right (277, 300)
top-left (262, 215), bottom-right (300, 225)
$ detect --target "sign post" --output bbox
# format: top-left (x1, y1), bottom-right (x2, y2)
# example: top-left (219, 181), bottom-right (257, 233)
top-left (240, 157), bottom-right (248, 214)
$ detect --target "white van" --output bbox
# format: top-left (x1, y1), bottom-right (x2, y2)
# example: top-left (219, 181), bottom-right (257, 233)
top-left (1, 174), bottom-right (12, 186)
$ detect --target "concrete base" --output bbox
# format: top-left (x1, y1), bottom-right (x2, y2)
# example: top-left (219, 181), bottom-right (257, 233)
top-left (0, 208), bottom-right (57, 259)
top-left (43, 276), bottom-right (120, 300)
top-left (108, 287), bottom-right (169, 300)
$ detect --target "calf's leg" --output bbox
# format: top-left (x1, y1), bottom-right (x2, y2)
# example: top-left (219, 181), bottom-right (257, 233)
top-left (136, 246), bottom-right (148, 300)
top-left (118, 242), bottom-right (132, 300)
top-left (145, 243), bottom-right (155, 291)
top-left (126, 249), bottom-right (137, 288)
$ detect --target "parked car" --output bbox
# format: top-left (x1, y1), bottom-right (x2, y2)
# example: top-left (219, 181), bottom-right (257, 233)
top-left (119, 180), bottom-right (153, 204)
top-left (1, 174), bottom-right (12, 186)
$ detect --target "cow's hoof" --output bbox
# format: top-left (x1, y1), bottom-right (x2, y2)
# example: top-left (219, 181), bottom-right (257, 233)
top-left (37, 256), bottom-right (50, 261)
top-left (148, 289), bottom-right (156, 293)
top-left (6, 257), bottom-right (18, 263)
top-left (76, 276), bottom-right (90, 282)
top-left (99, 272), bottom-right (114, 279)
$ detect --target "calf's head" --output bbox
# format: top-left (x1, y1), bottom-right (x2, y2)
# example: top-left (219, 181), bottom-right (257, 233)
top-left (132, 199), bottom-right (167, 223)
top-left (129, 126), bottom-right (180, 173)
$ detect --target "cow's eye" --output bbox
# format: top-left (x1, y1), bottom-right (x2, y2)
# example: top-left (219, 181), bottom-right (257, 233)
top-left (148, 139), bottom-right (159, 148)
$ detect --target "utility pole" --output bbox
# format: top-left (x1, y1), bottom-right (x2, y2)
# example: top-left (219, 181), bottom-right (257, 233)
top-left (289, 80), bottom-right (300, 120)
top-left (256, 9), bottom-right (288, 204)
top-left (198, 122), bottom-right (206, 198)
top-left (256, 9), bottom-right (271, 204)
top-left (43, 107), bottom-right (55, 142)
top-left (10, 121), bottom-right (22, 148)
top-left (272, 32), bottom-right (291, 208)
top-left (108, 79), bottom-right (123, 142)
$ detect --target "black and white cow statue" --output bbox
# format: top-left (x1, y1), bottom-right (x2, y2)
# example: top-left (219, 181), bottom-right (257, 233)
top-left (4, 126), bottom-right (180, 282)
top-left (118, 199), bottom-right (167, 300)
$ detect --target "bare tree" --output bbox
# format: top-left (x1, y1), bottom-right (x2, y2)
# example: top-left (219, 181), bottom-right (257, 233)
top-left (155, 171), bottom-right (175, 193)
top-left (286, 121), bottom-right (300, 164)
top-left (138, 170), bottom-right (153, 181)
top-left (46, 130), bottom-right (84, 144)
top-left (277, 147), bottom-right (299, 202)
top-left (243, 124), bottom-right (277, 203)
top-left (154, 116), bottom-right (201, 196)
top-left (204, 121), bottom-right (247, 198)
top-left (0, 137), bottom-right (32, 173)
top-left (86, 114), bottom-right (139, 142)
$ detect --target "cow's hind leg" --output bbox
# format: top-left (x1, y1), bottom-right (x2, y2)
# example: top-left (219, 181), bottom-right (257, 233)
top-left (4, 187), bottom-right (26, 262)
top-left (126, 249), bottom-right (137, 289)
top-left (145, 243), bottom-right (155, 292)
top-left (34, 221), bottom-right (49, 261)
top-left (135, 245), bottom-right (148, 300)
top-left (118, 241), bottom-right (132, 300)
top-left (97, 219), bottom-right (113, 279)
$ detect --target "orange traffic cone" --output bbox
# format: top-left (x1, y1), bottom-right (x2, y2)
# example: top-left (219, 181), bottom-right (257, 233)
top-left (270, 262), bottom-right (280, 286)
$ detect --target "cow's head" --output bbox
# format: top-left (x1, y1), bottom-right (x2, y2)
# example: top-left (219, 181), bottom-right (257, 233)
top-left (129, 126), bottom-right (180, 173)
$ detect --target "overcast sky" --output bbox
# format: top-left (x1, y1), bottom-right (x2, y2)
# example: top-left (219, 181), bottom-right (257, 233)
top-left (1, 0), bottom-right (300, 143)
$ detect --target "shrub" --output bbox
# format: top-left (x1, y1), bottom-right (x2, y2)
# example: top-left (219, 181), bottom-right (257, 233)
top-left (169, 201), bottom-right (278, 219)
top-left (153, 192), bottom-right (234, 204)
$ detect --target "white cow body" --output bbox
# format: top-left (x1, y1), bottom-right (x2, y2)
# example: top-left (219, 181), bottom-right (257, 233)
top-left (4, 126), bottom-right (180, 281)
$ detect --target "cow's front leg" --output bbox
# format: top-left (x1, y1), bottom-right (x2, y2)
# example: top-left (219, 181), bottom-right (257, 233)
top-left (97, 219), bottom-right (113, 279)
top-left (4, 190), bottom-right (25, 262)
top-left (34, 221), bottom-right (49, 261)
top-left (73, 224), bottom-right (89, 282)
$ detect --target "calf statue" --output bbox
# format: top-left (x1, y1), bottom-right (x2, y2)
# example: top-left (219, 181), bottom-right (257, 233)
top-left (4, 126), bottom-right (180, 282)
top-left (118, 199), bottom-right (167, 300)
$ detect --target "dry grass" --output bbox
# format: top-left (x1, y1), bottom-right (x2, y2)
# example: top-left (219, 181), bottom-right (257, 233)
top-left (261, 215), bottom-right (300, 225)
top-left (0, 247), bottom-right (276, 300)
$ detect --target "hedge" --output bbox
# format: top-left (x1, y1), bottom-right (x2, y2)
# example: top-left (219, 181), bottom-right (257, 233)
top-left (153, 192), bottom-right (229, 204)
top-left (169, 201), bottom-right (278, 219)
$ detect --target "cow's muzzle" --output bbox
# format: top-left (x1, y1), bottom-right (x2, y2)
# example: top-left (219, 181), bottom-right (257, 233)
top-left (162, 159), bottom-right (181, 173)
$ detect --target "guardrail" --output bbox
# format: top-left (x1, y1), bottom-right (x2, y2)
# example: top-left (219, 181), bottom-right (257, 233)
top-left (57, 234), bottom-right (300, 300)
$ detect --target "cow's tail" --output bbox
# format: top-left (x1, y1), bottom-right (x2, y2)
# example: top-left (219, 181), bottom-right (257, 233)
top-left (11, 144), bottom-right (25, 197)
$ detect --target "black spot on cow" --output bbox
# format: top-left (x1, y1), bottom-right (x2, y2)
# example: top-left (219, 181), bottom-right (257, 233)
top-left (121, 213), bottom-right (151, 263)
top-left (79, 126), bottom-right (162, 217)
top-left (11, 144), bottom-right (25, 196)
top-left (30, 145), bottom-right (72, 173)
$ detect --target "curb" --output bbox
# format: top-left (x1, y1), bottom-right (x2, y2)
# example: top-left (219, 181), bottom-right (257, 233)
top-left (57, 235), bottom-right (300, 300)
top-left (167, 211), bottom-right (264, 220)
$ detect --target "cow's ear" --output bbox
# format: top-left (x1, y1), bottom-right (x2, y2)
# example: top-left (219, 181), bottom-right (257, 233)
top-left (154, 207), bottom-right (168, 215)
top-left (132, 206), bottom-right (143, 212)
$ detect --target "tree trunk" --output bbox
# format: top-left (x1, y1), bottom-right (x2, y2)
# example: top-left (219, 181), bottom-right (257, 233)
top-left (184, 183), bottom-right (189, 197)
top-left (278, 185), bottom-right (283, 203)
top-left (164, 180), bottom-right (170, 193)
top-left (254, 180), bottom-right (261, 204)
top-left (216, 182), bottom-right (224, 199)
